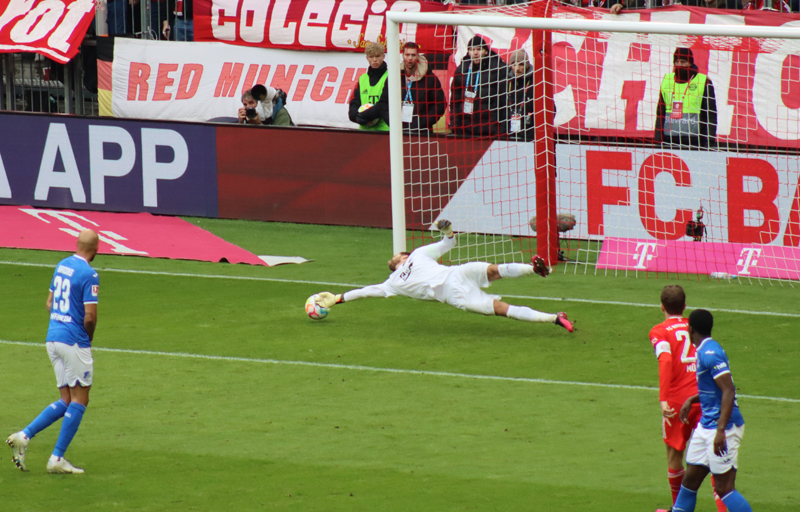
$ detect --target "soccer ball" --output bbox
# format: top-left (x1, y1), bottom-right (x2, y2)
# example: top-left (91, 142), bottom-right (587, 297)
top-left (305, 294), bottom-right (329, 320)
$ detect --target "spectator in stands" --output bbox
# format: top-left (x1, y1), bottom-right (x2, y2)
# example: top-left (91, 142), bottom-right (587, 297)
top-left (611, 0), bottom-right (757, 9)
top-left (151, 0), bottom-right (171, 40)
top-left (450, 35), bottom-right (512, 138)
top-left (609, 2), bottom-right (628, 13)
top-left (238, 85), bottom-right (294, 127)
top-left (655, 48), bottom-right (717, 148)
top-left (349, 42), bottom-right (391, 131)
top-left (743, 0), bottom-right (792, 11)
top-left (107, 0), bottom-right (137, 35)
top-left (399, 42), bottom-right (446, 132)
top-left (506, 49), bottom-right (535, 140)
top-left (174, 0), bottom-right (194, 41)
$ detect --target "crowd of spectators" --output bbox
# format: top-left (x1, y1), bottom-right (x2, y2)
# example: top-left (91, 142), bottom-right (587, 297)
top-left (346, 0), bottom-right (795, 145)
top-left (347, 37), bottom-right (722, 145)
top-left (349, 37), bottom-right (540, 139)
top-left (105, 0), bottom-right (194, 40)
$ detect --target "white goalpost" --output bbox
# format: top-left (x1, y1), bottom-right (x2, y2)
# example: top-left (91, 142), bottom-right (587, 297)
top-left (385, 4), bottom-right (800, 284)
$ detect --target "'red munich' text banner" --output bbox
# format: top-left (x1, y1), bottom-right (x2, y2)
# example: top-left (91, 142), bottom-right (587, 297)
top-left (0, 0), bottom-right (95, 64)
top-left (111, 38), bottom-right (367, 127)
top-left (194, 0), bottom-right (452, 53)
top-left (549, 5), bottom-right (800, 149)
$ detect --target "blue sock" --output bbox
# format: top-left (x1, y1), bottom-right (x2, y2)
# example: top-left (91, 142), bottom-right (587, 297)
top-left (23, 399), bottom-right (68, 439)
top-left (722, 490), bottom-right (753, 512)
top-left (672, 485), bottom-right (698, 512)
top-left (52, 402), bottom-right (86, 458)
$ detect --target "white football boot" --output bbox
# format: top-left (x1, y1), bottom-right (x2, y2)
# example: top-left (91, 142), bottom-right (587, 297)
top-left (6, 431), bottom-right (30, 471)
top-left (46, 455), bottom-right (85, 474)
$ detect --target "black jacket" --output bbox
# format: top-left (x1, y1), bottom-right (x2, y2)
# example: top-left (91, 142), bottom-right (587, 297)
top-left (506, 70), bottom-right (535, 140)
top-left (450, 51), bottom-right (512, 137)
top-left (400, 55), bottom-right (445, 130)
top-left (349, 63), bottom-right (391, 127)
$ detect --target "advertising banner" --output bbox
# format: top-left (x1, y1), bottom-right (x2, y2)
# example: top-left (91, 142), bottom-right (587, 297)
top-left (0, 0), bottom-right (96, 64)
top-left (0, 206), bottom-right (266, 265)
top-left (434, 142), bottom-right (800, 246)
top-left (216, 126), bottom-right (393, 228)
top-left (557, 145), bottom-right (800, 246)
top-left (597, 237), bottom-right (800, 281)
top-left (112, 38), bottom-right (367, 128)
top-left (194, 0), bottom-right (451, 53)
top-left (0, 113), bottom-right (219, 217)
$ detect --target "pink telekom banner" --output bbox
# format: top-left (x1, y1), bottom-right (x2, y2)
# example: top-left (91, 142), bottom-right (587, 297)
top-left (194, 0), bottom-right (452, 54)
top-left (0, 0), bottom-right (96, 64)
top-left (550, 4), bottom-right (800, 150)
top-left (0, 206), bottom-right (267, 266)
top-left (598, 237), bottom-right (800, 281)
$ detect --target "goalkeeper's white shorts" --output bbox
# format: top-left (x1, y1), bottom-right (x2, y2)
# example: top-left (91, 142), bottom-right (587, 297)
top-left (443, 262), bottom-right (501, 316)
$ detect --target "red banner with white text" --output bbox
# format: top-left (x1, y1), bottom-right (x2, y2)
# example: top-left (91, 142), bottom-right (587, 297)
top-left (550, 4), bottom-right (800, 149)
top-left (194, 0), bottom-right (452, 54)
top-left (0, 0), bottom-right (95, 64)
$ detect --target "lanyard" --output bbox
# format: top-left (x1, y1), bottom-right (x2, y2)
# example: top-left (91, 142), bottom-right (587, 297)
top-left (405, 78), bottom-right (413, 102)
top-left (466, 63), bottom-right (479, 89)
top-left (672, 73), bottom-right (696, 106)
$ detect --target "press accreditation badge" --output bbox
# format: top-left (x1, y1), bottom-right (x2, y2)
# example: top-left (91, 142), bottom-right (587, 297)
top-left (510, 112), bottom-right (522, 133)
top-left (671, 101), bottom-right (684, 119)
top-left (464, 89), bottom-right (476, 115)
top-left (402, 102), bottom-right (414, 123)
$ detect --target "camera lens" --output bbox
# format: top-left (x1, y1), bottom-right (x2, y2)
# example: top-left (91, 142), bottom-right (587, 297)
top-left (245, 108), bottom-right (257, 119)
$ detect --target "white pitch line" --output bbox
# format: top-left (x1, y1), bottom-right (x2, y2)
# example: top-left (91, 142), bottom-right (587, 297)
top-left (2, 340), bottom-right (798, 404)
top-left (0, 260), bottom-right (362, 288)
top-left (2, 260), bottom-right (799, 318)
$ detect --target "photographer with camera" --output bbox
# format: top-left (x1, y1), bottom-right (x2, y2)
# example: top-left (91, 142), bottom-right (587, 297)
top-left (237, 85), bottom-right (294, 126)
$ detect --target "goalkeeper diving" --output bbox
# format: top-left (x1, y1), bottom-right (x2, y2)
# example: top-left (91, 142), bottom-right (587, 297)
top-left (315, 220), bottom-right (573, 332)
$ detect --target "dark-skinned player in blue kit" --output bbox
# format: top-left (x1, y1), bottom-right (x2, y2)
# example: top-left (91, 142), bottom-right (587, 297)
top-left (672, 309), bottom-right (751, 512)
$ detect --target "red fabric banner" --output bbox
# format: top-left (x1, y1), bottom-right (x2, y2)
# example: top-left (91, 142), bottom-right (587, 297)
top-left (0, 0), bottom-right (96, 64)
top-left (550, 4), bottom-right (800, 148)
top-left (194, 0), bottom-right (452, 53)
top-left (0, 206), bottom-right (267, 265)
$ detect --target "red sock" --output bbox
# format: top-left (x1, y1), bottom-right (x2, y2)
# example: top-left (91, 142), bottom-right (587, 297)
top-left (668, 468), bottom-right (685, 505)
top-left (710, 475), bottom-right (727, 512)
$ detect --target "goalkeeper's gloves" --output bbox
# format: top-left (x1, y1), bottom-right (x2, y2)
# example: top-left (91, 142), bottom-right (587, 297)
top-left (317, 291), bottom-right (343, 309)
top-left (435, 219), bottom-right (454, 238)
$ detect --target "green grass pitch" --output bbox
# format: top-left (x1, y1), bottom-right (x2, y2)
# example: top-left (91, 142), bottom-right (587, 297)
top-left (1, 219), bottom-right (798, 511)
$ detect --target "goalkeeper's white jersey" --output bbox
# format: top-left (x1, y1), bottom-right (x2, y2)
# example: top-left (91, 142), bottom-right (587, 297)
top-left (343, 237), bottom-right (456, 303)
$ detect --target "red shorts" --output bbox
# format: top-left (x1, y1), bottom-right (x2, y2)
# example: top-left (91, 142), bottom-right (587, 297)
top-left (662, 401), bottom-right (701, 452)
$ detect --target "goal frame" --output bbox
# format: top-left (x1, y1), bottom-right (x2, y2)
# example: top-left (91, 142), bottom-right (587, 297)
top-left (385, 10), bottom-right (800, 261)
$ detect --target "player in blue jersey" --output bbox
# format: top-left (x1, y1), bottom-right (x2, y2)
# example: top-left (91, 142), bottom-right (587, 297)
top-left (6, 229), bottom-right (100, 474)
top-left (672, 309), bottom-right (751, 512)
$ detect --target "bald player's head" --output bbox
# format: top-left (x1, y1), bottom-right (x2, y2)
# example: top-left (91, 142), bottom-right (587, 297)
top-left (76, 229), bottom-right (99, 261)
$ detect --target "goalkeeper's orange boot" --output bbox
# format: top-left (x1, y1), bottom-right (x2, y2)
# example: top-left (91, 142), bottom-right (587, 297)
top-left (555, 312), bottom-right (573, 333)
top-left (531, 255), bottom-right (550, 277)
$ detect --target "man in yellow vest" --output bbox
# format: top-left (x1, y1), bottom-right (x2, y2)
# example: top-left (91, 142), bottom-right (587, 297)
top-left (349, 42), bottom-right (390, 131)
top-left (655, 48), bottom-right (717, 148)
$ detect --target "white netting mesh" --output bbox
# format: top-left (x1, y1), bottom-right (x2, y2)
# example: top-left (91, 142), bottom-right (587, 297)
top-left (396, 2), bottom-right (800, 283)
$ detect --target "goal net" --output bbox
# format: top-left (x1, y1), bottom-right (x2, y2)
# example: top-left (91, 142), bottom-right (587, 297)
top-left (386, 2), bottom-right (800, 284)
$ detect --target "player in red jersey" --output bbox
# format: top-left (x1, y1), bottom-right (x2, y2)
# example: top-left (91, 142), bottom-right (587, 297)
top-left (650, 285), bottom-right (726, 512)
